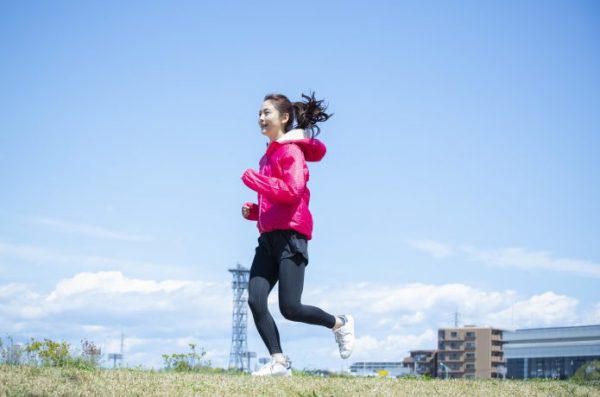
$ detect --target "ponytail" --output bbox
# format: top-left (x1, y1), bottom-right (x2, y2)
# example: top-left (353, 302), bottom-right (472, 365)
top-left (291, 92), bottom-right (332, 138)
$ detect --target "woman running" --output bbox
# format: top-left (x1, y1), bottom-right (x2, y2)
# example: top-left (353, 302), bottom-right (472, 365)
top-left (241, 92), bottom-right (355, 377)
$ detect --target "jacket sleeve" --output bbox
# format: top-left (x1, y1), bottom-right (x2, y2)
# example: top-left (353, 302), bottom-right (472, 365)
top-left (243, 202), bottom-right (259, 221)
top-left (241, 145), bottom-right (306, 204)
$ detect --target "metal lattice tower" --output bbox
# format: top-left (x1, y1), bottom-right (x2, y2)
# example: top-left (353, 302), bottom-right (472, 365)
top-left (228, 263), bottom-right (254, 371)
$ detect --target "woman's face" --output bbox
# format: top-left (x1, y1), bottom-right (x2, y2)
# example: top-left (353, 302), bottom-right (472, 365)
top-left (258, 100), bottom-right (289, 141)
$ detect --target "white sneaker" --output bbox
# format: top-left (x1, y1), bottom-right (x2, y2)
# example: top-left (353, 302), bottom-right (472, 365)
top-left (251, 360), bottom-right (292, 377)
top-left (333, 314), bottom-right (355, 359)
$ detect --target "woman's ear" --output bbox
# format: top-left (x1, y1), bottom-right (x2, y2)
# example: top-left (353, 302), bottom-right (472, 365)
top-left (281, 112), bottom-right (290, 126)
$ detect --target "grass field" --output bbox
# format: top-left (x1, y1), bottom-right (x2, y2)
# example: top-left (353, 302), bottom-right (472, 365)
top-left (1, 365), bottom-right (599, 397)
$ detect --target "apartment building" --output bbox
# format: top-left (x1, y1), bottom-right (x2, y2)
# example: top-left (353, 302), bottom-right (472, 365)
top-left (403, 350), bottom-right (438, 377)
top-left (437, 326), bottom-right (504, 379)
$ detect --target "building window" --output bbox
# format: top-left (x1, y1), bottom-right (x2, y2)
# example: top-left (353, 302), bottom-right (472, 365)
top-left (450, 331), bottom-right (458, 338)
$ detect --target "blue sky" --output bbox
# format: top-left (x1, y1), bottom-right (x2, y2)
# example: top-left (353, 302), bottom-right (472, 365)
top-left (1, 1), bottom-right (599, 371)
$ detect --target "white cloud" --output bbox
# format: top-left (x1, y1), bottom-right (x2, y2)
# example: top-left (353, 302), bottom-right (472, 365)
top-left (0, 272), bottom-right (593, 370)
top-left (484, 291), bottom-right (579, 328)
top-left (46, 271), bottom-right (191, 301)
top-left (0, 271), bottom-right (231, 333)
top-left (407, 239), bottom-right (455, 258)
top-left (314, 282), bottom-right (515, 318)
top-left (408, 239), bottom-right (600, 278)
top-left (306, 281), bottom-right (588, 337)
top-left (377, 312), bottom-right (426, 329)
top-left (30, 217), bottom-right (152, 242)
top-left (396, 312), bottom-right (426, 327)
top-left (0, 271), bottom-right (234, 368)
top-left (345, 329), bottom-right (437, 362)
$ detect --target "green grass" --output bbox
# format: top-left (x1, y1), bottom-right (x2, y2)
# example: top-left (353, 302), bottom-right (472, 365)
top-left (1, 365), bottom-right (599, 397)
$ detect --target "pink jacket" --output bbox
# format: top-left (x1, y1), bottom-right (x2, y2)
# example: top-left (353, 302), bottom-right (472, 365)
top-left (241, 129), bottom-right (326, 240)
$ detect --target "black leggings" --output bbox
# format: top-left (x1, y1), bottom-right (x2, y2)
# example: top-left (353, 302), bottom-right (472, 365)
top-left (247, 230), bottom-right (336, 355)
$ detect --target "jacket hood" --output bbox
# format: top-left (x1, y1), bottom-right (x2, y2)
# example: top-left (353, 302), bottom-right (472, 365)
top-left (270, 128), bottom-right (327, 162)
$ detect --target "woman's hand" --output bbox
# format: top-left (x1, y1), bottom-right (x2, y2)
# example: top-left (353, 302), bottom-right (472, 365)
top-left (241, 202), bottom-right (258, 221)
top-left (241, 204), bottom-right (251, 218)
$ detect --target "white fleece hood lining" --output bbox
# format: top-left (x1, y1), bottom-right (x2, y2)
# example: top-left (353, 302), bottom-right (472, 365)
top-left (276, 128), bottom-right (311, 143)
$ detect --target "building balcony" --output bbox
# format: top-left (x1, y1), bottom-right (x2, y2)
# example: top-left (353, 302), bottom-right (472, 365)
top-left (440, 339), bottom-right (464, 345)
top-left (440, 347), bottom-right (464, 352)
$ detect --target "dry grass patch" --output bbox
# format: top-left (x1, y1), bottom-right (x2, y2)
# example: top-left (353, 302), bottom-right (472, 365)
top-left (1, 365), bottom-right (599, 397)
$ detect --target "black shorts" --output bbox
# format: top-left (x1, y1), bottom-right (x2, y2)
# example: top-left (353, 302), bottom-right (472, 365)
top-left (257, 229), bottom-right (309, 265)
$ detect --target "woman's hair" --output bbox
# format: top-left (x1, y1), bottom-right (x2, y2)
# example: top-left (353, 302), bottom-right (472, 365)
top-left (263, 91), bottom-right (332, 138)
